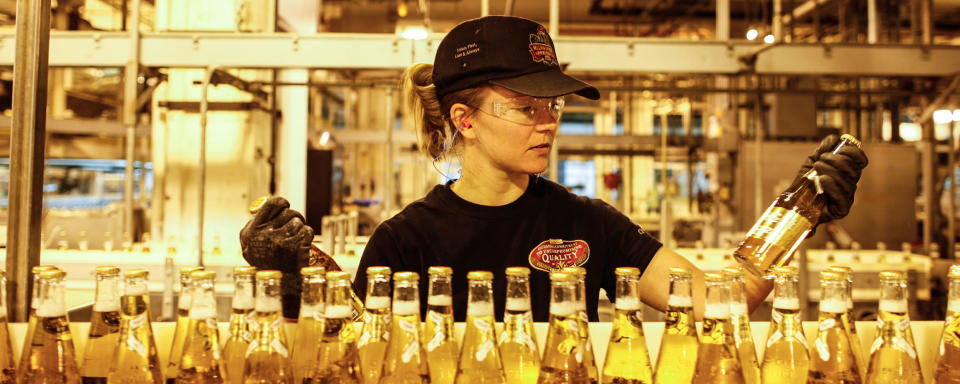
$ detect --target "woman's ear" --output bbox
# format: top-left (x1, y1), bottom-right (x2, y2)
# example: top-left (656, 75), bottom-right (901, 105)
top-left (449, 103), bottom-right (477, 139)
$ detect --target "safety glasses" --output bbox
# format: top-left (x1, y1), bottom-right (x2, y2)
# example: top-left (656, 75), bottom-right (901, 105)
top-left (470, 96), bottom-right (565, 125)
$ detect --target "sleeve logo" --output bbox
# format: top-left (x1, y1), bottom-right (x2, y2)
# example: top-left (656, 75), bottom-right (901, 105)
top-left (528, 239), bottom-right (590, 272)
top-left (528, 26), bottom-right (558, 66)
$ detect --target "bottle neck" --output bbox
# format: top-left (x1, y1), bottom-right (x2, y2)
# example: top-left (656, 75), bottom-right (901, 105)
top-left (704, 281), bottom-right (730, 320)
top-left (94, 274), bottom-right (121, 313)
top-left (232, 276), bottom-right (254, 311)
top-left (36, 277), bottom-right (67, 318)
top-left (466, 279), bottom-right (494, 318)
top-left (325, 279), bottom-right (356, 319)
top-left (879, 279), bottom-right (908, 316)
top-left (728, 276), bottom-right (749, 319)
top-left (667, 276), bottom-right (693, 309)
top-left (549, 280), bottom-right (577, 317)
top-left (190, 278), bottom-right (217, 320)
top-left (393, 280), bottom-right (420, 317)
top-left (819, 280), bottom-right (847, 315)
top-left (949, 277), bottom-right (960, 320)
top-left (505, 275), bottom-right (532, 313)
top-left (299, 275), bottom-right (325, 319)
top-left (615, 275), bottom-right (641, 312)
top-left (366, 273), bottom-right (392, 311)
top-left (255, 278), bottom-right (283, 315)
top-left (178, 277), bottom-right (193, 311)
top-left (773, 275), bottom-right (801, 314)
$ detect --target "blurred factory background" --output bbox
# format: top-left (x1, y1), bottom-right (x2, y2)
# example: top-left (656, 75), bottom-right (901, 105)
top-left (1, 0), bottom-right (960, 322)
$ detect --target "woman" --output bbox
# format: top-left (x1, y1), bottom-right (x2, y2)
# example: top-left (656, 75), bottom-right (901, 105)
top-left (240, 15), bottom-right (868, 322)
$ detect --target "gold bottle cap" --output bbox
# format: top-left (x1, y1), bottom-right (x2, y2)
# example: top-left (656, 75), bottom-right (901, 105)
top-left (191, 270), bottom-right (216, 280)
top-left (38, 269), bottom-right (66, 280)
top-left (393, 271), bottom-right (419, 282)
top-left (615, 267), bottom-right (640, 277)
top-left (180, 266), bottom-right (204, 277)
top-left (669, 267), bottom-right (692, 277)
top-left (249, 195), bottom-right (270, 213)
top-left (326, 271), bottom-right (351, 281)
top-left (828, 265), bottom-right (852, 274)
top-left (467, 270), bottom-right (494, 280)
top-left (367, 266), bottom-right (392, 276)
top-left (95, 266), bottom-right (121, 276)
top-left (704, 272), bottom-right (725, 282)
top-left (820, 270), bottom-right (845, 281)
top-left (949, 265), bottom-right (960, 279)
top-left (124, 269), bottom-right (149, 279)
top-left (879, 270), bottom-right (905, 280)
top-left (428, 266), bottom-right (453, 275)
top-left (839, 134), bottom-right (862, 149)
top-left (722, 267), bottom-right (745, 278)
top-left (505, 266), bottom-right (530, 276)
top-left (256, 270), bottom-right (283, 280)
top-left (33, 265), bottom-right (57, 274)
top-left (772, 266), bottom-right (799, 277)
top-left (234, 266), bottom-right (257, 276)
top-left (562, 266), bottom-right (586, 277)
top-left (549, 271), bottom-right (574, 282)
top-left (301, 266), bottom-right (326, 276)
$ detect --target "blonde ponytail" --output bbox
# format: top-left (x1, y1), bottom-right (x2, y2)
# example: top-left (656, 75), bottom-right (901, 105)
top-left (401, 63), bottom-right (488, 160)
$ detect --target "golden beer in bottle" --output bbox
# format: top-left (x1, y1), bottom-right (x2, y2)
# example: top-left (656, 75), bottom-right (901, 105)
top-left (537, 272), bottom-right (589, 384)
top-left (379, 272), bottom-right (429, 384)
top-left (934, 265), bottom-right (960, 383)
top-left (81, 267), bottom-right (122, 384)
top-left (864, 271), bottom-right (923, 384)
top-left (243, 270), bottom-right (294, 384)
top-left (423, 267), bottom-right (457, 384)
top-left (222, 266), bottom-right (257, 384)
top-left (291, 267), bottom-right (326, 384)
top-left (313, 271), bottom-right (363, 383)
top-left (600, 267), bottom-right (652, 384)
top-left (760, 267), bottom-right (809, 384)
top-left (177, 270), bottom-right (225, 383)
top-left (562, 267), bottom-right (598, 384)
top-left (734, 134), bottom-right (863, 277)
top-left (0, 271), bottom-right (15, 384)
top-left (722, 267), bottom-right (760, 384)
top-left (499, 267), bottom-right (540, 384)
top-left (18, 265), bottom-right (58, 381)
top-left (653, 268), bottom-right (698, 384)
top-left (358, 267), bottom-right (392, 384)
top-left (691, 273), bottom-right (745, 384)
top-left (455, 271), bottom-right (506, 384)
top-left (827, 265), bottom-right (865, 378)
top-left (168, 266), bottom-right (205, 383)
top-left (20, 269), bottom-right (82, 384)
top-left (107, 269), bottom-right (163, 384)
top-left (808, 271), bottom-right (862, 384)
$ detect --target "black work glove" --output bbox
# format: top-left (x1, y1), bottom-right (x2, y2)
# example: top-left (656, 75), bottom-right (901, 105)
top-left (239, 196), bottom-right (314, 319)
top-left (795, 134), bottom-right (869, 224)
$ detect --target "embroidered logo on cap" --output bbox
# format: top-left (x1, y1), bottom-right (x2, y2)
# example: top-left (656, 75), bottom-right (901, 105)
top-left (528, 26), bottom-right (557, 66)
top-left (528, 239), bottom-right (589, 272)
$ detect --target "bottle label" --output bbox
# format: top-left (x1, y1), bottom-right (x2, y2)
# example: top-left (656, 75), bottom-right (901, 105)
top-left (246, 340), bottom-right (259, 356)
top-left (815, 338), bottom-right (831, 361)
top-left (358, 331), bottom-right (372, 347)
top-left (401, 340), bottom-right (420, 363)
top-left (475, 339), bottom-right (495, 361)
top-left (270, 339), bottom-right (289, 357)
top-left (206, 318), bottom-right (218, 330)
top-left (427, 310), bottom-right (443, 325)
top-left (399, 318), bottom-right (418, 334)
top-left (130, 313), bottom-right (147, 329)
top-left (473, 318), bottom-right (492, 332)
top-left (745, 206), bottom-right (813, 250)
top-left (126, 335), bottom-right (147, 357)
top-left (426, 329), bottom-right (446, 352)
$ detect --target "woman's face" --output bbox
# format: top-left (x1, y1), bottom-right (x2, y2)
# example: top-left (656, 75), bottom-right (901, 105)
top-left (461, 86), bottom-right (560, 175)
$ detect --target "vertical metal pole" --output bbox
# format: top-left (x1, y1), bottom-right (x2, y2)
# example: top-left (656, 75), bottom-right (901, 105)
top-left (922, 96), bottom-right (935, 253)
top-left (921, 0), bottom-right (932, 44)
top-left (383, 90), bottom-right (394, 220)
top-left (549, 0), bottom-right (559, 37)
top-left (7, 0), bottom-right (51, 322)
top-left (772, 0), bottom-right (782, 41)
top-left (754, 79), bottom-right (764, 219)
top-left (867, 0), bottom-right (878, 43)
top-left (948, 115), bottom-right (957, 260)
top-left (716, 0), bottom-right (730, 40)
top-left (123, 0), bottom-right (141, 240)
top-left (198, 66), bottom-right (214, 266)
top-left (481, 0), bottom-right (489, 16)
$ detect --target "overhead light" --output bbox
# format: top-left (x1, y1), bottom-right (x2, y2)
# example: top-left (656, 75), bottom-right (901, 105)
top-left (319, 131), bottom-right (331, 147)
top-left (954, 109), bottom-right (960, 122)
top-left (746, 29), bottom-right (759, 41)
top-left (934, 109), bottom-right (954, 124)
top-left (763, 34), bottom-right (775, 44)
top-left (401, 26), bottom-right (428, 40)
top-left (397, 2), bottom-right (408, 18)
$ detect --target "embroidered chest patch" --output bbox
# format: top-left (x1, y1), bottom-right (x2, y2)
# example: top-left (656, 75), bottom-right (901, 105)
top-left (528, 239), bottom-right (590, 272)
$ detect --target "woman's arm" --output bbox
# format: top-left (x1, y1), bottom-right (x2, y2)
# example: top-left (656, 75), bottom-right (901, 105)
top-left (637, 247), bottom-right (774, 320)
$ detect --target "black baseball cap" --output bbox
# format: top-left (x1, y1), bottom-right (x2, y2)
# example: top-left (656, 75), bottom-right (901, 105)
top-left (432, 16), bottom-right (600, 100)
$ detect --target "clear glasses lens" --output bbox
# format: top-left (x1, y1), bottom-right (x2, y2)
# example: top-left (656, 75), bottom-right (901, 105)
top-left (491, 96), bottom-right (564, 125)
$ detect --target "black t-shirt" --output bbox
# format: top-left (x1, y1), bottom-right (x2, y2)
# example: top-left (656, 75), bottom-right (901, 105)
top-left (352, 175), bottom-right (663, 322)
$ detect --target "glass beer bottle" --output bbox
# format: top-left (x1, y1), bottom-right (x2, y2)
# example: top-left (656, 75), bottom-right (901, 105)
top-left (379, 272), bottom-right (429, 384)
top-left (808, 270), bottom-right (862, 384)
top-left (20, 269), bottom-right (82, 384)
top-left (734, 134), bottom-right (863, 277)
top-left (600, 267), bottom-right (652, 384)
top-left (243, 270), bottom-right (293, 384)
top-left (177, 270), bottom-right (225, 383)
top-left (691, 272), bottom-right (745, 384)
top-left (537, 271), bottom-right (589, 384)
top-left (561, 267), bottom-right (598, 384)
top-left (18, 265), bottom-right (59, 380)
top-left (358, 266), bottom-right (392, 384)
top-left (313, 271), bottom-right (363, 383)
top-left (455, 271), bottom-right (506, 384)
top-left (423, 266), bottom-right (457, 384)
top-left (222, 266), bottom-right (257, 384)
top-left (827, 265), bottom-right (865, 378)
top-left (864, 271), bottom-right (923, 384)
top-left (107, 269), bottom-right (163, 384)
top-left (168, 266), bottom-right (205, 383)
top-left (0, 271), bottom-right (14, 384)
top-left (292, 267), bottom-right (326, 384)
top-left (760, 266), bottom-right (809, 384)
top-left (934, 264), bottom-right (960, 383)
top-left (81, 266), bottom-right (122, 384)
top-left (499, 267), bottom-right (540, 384)
top-left (722, 267), bottom-right (760, 384)
top-left (653, 268), bottom-right (698, 384)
